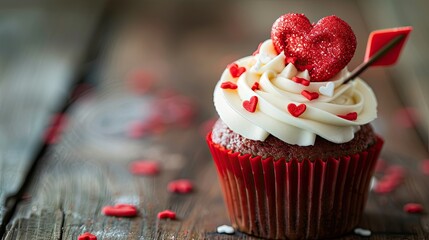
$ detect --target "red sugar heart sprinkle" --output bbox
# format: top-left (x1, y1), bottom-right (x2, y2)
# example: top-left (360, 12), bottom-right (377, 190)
top-left (338, 112), bottom-right (358, 121)
top-left (242, 96), bottom-right (258, 113)
top-left (292, 77), bottom-right (310, 86)
top-left (228, 63), bottom-right (246, 78)
top-left (271, 13), bottom-right (356, 81)
top-left (287, 103), bottom-right (306, 117)
top-left (78, 232), bottom-right (97, 240)
top-left (168, 179), bottom-right (193, 194)
top-left (301, 90), bottom-right (319, 100)
top-left (102, 204), bottom-right (138, 217)
top-left (251, 82), bottom-right (260, 91)
top-left (422, 160), bottom-right (429, 175)
top-left (220, 81), bottom-right (238, 90)
top-left (252, 42), bottom-right (263, 56)
top-left (403, 203), bottom-right (424, 214)
top-left (157, 210), bottom-right (177, 220)
top-left (129, 160), bottom-right (160, 176)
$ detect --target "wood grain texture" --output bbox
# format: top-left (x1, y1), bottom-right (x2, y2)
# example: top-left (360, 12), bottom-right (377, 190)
top-left (1, 1), bottom-right (428, 239)
top-left (0, 0), bottom-right (103, 224)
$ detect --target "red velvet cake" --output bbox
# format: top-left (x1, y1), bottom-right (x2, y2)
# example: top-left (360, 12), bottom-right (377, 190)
top-left (207, 13), bottom-right (385, 239)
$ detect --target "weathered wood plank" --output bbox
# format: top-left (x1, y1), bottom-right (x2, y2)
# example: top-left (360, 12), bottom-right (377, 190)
top-left (0, 0), bottom-right (104, 227)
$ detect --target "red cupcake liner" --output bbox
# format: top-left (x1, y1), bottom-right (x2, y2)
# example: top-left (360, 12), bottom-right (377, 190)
top-left (207, 132), bottom-right (383, 239)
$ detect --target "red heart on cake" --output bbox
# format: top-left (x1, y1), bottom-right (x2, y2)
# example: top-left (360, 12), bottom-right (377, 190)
top-left (220, 81), bottom-right (238, 89)
top-left (287, 103), bottom-right (306, 117)
top-left (301, 90), bottom-right (319, 100)
top-left (242, 96), bottom-right (258, 113)
top-left (102, 204), bottom-right (138, 217)
top-left (228, 63), bottom-right (246, 78)
top-left (337, 112), bottom-right (358, 121)
top-left (271, 13), bottom-right (356, 81)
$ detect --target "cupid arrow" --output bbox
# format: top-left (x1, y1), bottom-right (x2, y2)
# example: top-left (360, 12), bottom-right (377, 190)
top-left (343, 26), bottom-right (412, 84)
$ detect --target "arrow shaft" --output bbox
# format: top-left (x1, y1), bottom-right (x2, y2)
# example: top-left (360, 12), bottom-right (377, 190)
top-left (343, 34), bottom-right (405, 84)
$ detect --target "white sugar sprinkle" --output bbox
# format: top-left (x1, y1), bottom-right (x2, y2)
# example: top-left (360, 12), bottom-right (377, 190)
top-left (217, 225), bottom-right (235, 234)
top-left (354, 228), bottom-right (371, 237)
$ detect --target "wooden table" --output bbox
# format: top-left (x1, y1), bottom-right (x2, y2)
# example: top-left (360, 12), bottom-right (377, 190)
top-left (1, 1), bottom-right (428, 239)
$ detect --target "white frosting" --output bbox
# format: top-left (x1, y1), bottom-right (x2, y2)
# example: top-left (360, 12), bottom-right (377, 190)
top-left (214, 39), bottom-right (378, 146)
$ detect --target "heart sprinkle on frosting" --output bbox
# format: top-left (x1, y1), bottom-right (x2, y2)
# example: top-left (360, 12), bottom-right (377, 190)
top-left (337, 112), bottom-right (358, 121)
top-left (220, 81), bottom-right (238, 89)
top-left (319, 82), bottom-right (335, 97)
top-left (271, 13), bottom-right (356, 81)
top-left (243, 96), bottom-right (258, 113)
top-left (228, 63), bottom-right (246, 78)
top-left (292, 76), bottom-right (310, 86)
top-left (301, 90), bottom-right (319, 100)
top-left (287, 103), bottom-right (306, 117)
top-left (251, 82), bottom-right (260, 91)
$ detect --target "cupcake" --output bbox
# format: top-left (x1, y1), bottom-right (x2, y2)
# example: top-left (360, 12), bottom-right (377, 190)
top-left (207, 13), bottom-right (384, 239)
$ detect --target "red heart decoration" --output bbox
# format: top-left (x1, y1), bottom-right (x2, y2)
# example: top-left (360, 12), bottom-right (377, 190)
top-left (78, 232), bottom-right (97, 240)
top-left (168, 179), bottom-right (193, 194)
top-left (129, 160), bottom-right (160, 176)
top-left (337, 112), bottom-right (358, 121)
top-left (301, 90), bottom-right (319, 100)
top-left (157, 210), bottom-right (177, 220)
top-left (228, 63), bottom-right (246, 78)
top-left (242, 96), bottom-right (258, 113)
top-left (271, 13), bottom-right (356, 81)
top-left (292, 77), bottom-right (310, 86)
top-left (102, 204), bottom-right (138, 217)
top-left (220, 81), bottom-right (238, 90)
top-left (287, 103), bottom-right (306, 117)
top-left (251, 82), bottom-right (260, 91)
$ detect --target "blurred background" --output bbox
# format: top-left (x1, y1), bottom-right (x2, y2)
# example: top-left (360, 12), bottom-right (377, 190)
top-left (0, 0), bottom-right (427, 157)
top-left (0, 0), bottom-right (428, 238)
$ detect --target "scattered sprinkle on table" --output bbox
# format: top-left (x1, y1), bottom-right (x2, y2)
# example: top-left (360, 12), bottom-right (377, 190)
top-left (129, 160), bottom-right (160, 176)
top-left (102, 204), bottom-right (138, 217)
top-left (403, 203), bottom-right (424, 214)
top-left (354, 228), bottom-right (371, 237)
top-left (157, 210), bottom-right (176, 220)
top-left (78, 232), bottom-right (97, 240)
top-left (168, 179), bottom-right (193, 194)
top-left (217, 225), bottom-right (235, 235)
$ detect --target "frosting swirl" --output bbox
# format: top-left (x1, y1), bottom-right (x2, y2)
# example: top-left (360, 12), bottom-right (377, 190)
top-left (214, 40), bottom-right (377, 146)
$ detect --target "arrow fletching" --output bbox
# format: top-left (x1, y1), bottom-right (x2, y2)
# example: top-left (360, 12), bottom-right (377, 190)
top-left (364, 26), bottom-right (412, 66)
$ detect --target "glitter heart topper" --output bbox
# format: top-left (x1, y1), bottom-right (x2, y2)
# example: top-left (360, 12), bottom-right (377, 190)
top-left (271, 13), bottom-right (356, 82)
